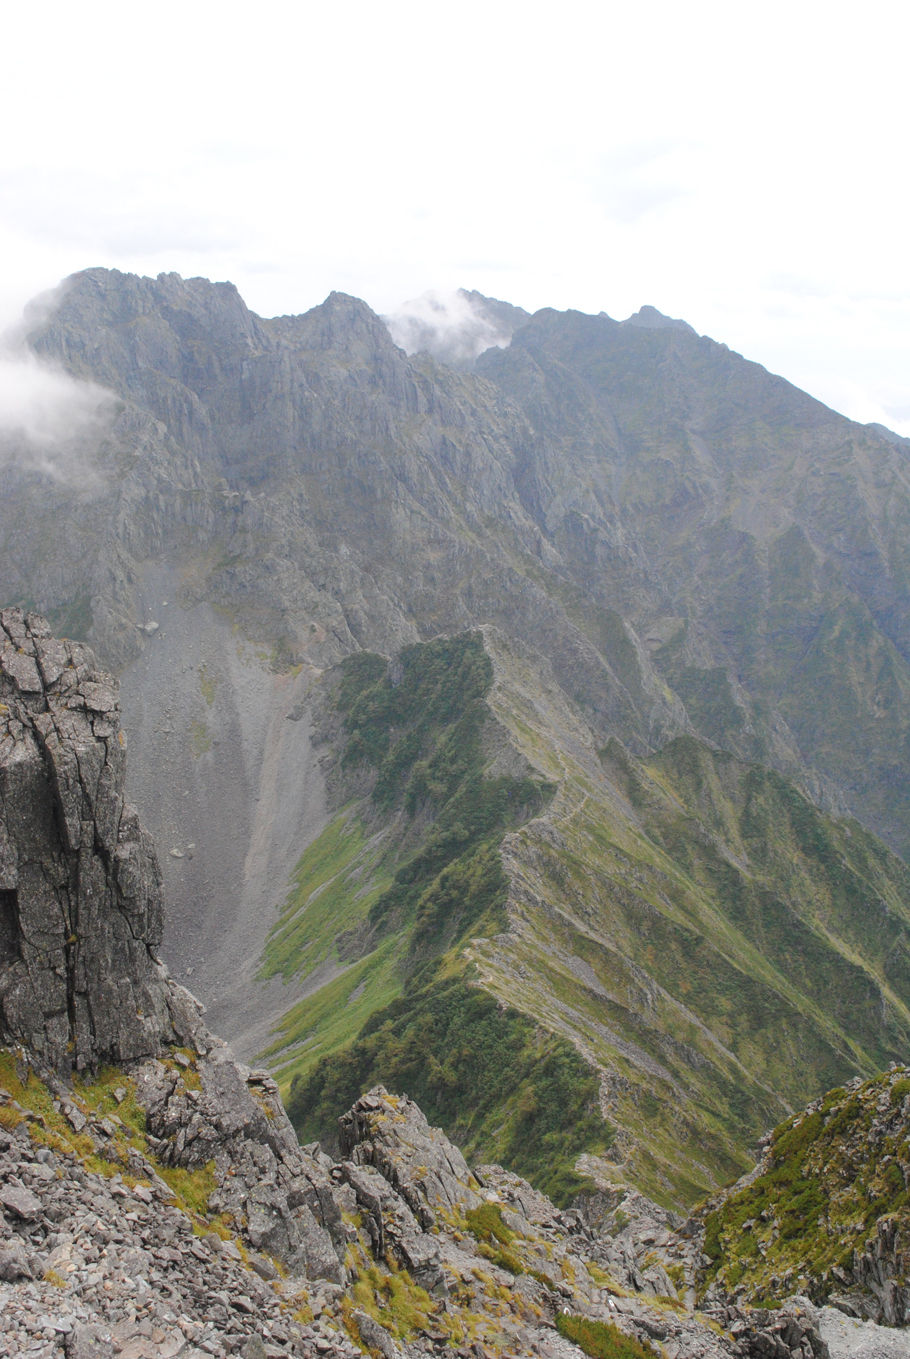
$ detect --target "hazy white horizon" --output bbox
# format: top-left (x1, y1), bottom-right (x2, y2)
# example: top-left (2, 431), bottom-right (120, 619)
top-left (3, 0), bottom-right (908, 435)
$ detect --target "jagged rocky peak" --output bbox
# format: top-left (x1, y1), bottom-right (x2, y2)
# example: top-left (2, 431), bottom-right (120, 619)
top-left (623, 303), bottom-right (697, 333)
top-left (33, 268), bottom-right (397, 384)
top-left (28, 267), bottom-right (266, 388)
top-left (0, 607), bottom-right (198, 1074)
top-left (58, 266), bottom-right (252, 334)
top-left (300, 289), bottom-right (397, 354)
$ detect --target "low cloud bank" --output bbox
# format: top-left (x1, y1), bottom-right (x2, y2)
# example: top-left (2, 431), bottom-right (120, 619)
top-left (384, 289), bottom-right (520, 365)
top-left (0, 291), bottom-right (115, 482)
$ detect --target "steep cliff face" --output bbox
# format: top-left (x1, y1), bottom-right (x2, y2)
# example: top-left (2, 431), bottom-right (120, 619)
top-left (0, 609), bottom-right (349, 1289)
top-left (0, 607), bottom-right (197, 1072)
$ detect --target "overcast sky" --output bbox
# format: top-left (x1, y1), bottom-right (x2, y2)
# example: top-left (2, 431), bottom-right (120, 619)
top-left (3, 1), bottom-right (909, 433)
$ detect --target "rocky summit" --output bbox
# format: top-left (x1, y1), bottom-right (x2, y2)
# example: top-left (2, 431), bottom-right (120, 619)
top-left (2, 612), bottom-right (900, 1358)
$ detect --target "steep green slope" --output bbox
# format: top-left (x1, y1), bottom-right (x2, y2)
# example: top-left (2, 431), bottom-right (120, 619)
top-left (262, 629), bottom-right (910, 1210)
top-left (462, 632), bottom-right (910, 1205)
top-left (699, 1068), bottom-right (910, 1318)
top-left (260, 635), bottom-right (607, 1203)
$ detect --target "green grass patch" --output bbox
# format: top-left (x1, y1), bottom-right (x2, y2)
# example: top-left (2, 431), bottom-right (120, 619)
top-left (700, 1068), bottom-right (910, 1305)
top-left (556, 1313), bottom-right (658, 1358)
top-left (465, 1201), bottom-right (516, 1246)
top-left (198, 662), bottom-right (218, 706)
top-left (260, 811), bottom-right (391, 982)
top-left (345, 1260), bottom-right (435, 1341)
top-left (267, 933), bottom-right (405, 1092)
top-left (157, 1160), bottom-right (218, 1217)
top-left (73, 1066), bottom-right (147, 1137)
top-left (189, 719), bottom-right (212, 757)
top-left (467, 1203), bottom-right (525, 1274)
top-left (890, 1077), bottom-right (910, 1105)
top-left (477, 1240), bottom-right (525, 1275)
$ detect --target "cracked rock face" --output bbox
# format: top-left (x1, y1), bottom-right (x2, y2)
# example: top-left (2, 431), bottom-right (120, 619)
top-left (132, 1046), bottom-right (347, 1285)
top-left (0, 607), bottom-right (195, 1073)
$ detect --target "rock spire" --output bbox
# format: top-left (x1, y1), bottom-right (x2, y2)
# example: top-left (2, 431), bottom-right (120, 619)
top-left (0, 607), bottom-right (198, 1073)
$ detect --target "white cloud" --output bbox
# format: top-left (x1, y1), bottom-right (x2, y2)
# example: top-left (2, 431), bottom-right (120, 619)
top-left (385, 290), bottom-right (517, 363)
top-left (0, 297), bottom-right (115, 482)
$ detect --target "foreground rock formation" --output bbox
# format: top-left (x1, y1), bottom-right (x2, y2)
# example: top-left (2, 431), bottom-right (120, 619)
top-left (0, 607), bottom-right (199, 1072)
top-left (1, 611), bottom-right (903, 1357)
top-left (1, 1070), bottom-right (844, 1359)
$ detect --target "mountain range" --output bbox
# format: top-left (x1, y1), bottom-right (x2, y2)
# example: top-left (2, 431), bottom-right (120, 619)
top-left (2, 269), bottom-right (910, 1210)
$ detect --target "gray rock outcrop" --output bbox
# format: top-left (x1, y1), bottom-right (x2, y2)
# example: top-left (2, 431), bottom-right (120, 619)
top-left (0, 609), bottom-right (347, 1290)
top-left (0, 607), bottom-right (199, 1074)
top-left (823, 1208), bottom-right (910, 1328)
top-left (132, 1045), bottom-right (347, 1284)
top-left (0, 1106), bottom-right (357, 1358)
top-left (332, 1089), bottom-right (829, 1359)
top-left (339, 1086), bottom-right (484, 1225)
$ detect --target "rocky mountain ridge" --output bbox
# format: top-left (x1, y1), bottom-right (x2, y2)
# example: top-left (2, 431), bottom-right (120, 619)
top-left (12, 267), bottom-right (910, 851)
top-left (270, 628), bottom-right (910, 1211)
top-left (1, 609), bottom-right (873, 1359)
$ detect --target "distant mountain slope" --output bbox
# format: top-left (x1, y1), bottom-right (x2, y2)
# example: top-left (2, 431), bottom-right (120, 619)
top-left (11, 267), bottom-right (910, 856)
top-left (477, 306), bottom-right (910, 852)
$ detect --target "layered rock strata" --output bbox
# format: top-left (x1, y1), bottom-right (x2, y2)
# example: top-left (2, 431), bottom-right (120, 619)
top-left (0, 607), bottom-right (198, 1073)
